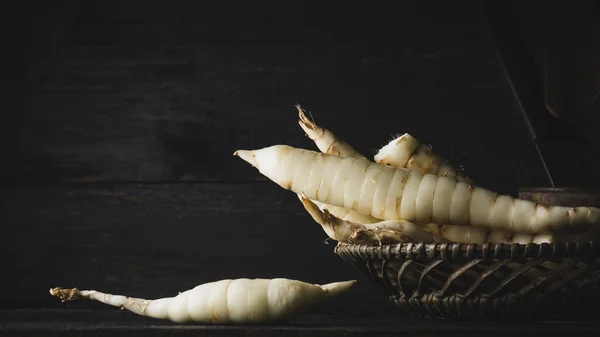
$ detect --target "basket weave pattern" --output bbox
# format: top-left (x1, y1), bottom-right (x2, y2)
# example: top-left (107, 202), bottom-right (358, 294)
top-left (335, 242), bottom-right (600, 321)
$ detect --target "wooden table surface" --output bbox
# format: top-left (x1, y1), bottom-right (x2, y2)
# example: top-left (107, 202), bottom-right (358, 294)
top-left (2, 309), bottom-right (600, 337)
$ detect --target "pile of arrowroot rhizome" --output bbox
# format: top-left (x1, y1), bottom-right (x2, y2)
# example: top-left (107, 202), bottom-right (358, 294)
top-left (234, 105), bottom-right (599, 248)
top-left (49, 105), bottom-right (599, 325)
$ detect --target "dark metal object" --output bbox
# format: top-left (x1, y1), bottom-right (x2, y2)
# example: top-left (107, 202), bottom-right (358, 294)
top-left (479, 1), bottom-right (582, 187)
top-left (335, 242), bottom-right (600, 321)
top-left (519, 187), bottom-right (600, 207)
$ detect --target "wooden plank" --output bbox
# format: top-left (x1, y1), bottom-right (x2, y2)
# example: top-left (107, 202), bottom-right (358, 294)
top-left (18, 40), bottom-right (553, 191)
top-left (17, 0), bottom-right (580, 191)
top-left (39, 0), bottom-right (315, 45)
top-left (27, 1), bottom-right (475, 45)
top-left (0, 183), bottom-right (395, 315)
top-left (2, 310), bottom-right (600, 337)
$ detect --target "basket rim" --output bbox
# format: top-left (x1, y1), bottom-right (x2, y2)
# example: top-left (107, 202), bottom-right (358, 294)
top-left (334, 241), bottom-right (600, 261)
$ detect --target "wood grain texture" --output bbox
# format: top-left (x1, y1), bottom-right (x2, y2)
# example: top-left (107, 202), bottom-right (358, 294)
top-left (0, 183), bottom-right (396, 315)
top-left (11, 0), bottom-right (600, 321)
top-left (13, 0), bottom-right (561, 194)
top-left (2, 310), bottom-right (599, 337)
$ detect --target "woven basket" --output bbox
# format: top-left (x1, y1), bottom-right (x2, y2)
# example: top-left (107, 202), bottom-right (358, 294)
top-left (335, 241), bottom-right (600, 321)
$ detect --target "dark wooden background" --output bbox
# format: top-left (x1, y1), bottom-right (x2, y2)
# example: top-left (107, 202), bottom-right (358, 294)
top-left (3, 0), bottom-right (600, 317)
